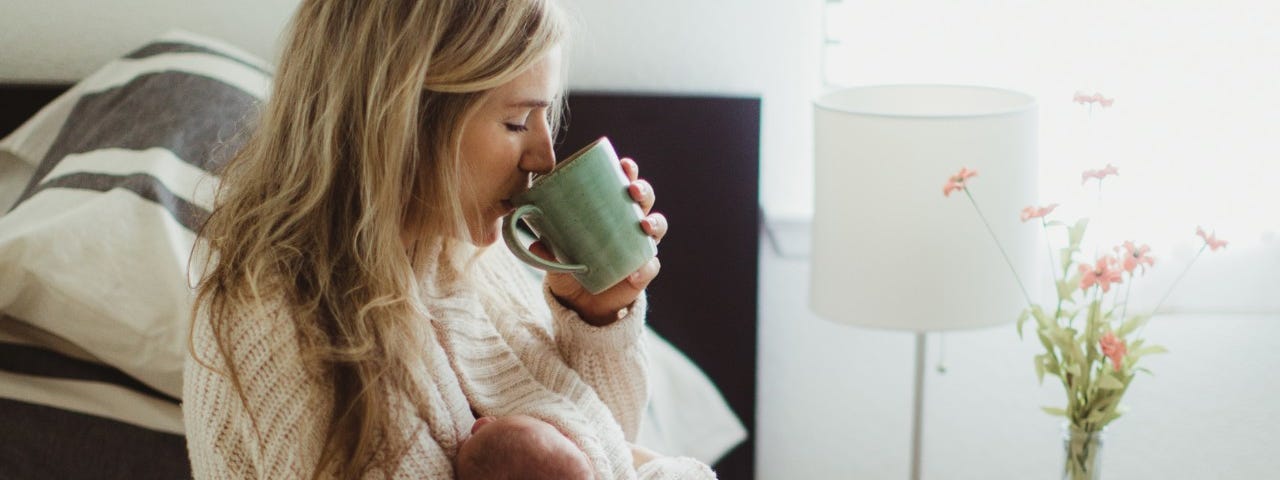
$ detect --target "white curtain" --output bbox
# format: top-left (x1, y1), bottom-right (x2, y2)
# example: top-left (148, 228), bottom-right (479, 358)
top-left (824, 0), bottom-right (1279, 313)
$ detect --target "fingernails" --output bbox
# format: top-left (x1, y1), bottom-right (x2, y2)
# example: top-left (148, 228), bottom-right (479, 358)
top-left (645, 218), bottom-right (658, 230)
top-left (630, 257), bottom-right (659, 285)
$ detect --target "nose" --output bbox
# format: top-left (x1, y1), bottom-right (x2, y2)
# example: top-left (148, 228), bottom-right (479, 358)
top-left (519, 115), bottom-right (556, 175)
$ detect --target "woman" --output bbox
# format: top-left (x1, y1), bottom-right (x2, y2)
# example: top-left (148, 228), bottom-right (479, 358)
top-left (183, 0), bottom-right (712, 478)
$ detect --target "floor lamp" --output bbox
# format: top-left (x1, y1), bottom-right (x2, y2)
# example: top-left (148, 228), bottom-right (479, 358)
top-left (809, 85), bottom-right (1038, 479)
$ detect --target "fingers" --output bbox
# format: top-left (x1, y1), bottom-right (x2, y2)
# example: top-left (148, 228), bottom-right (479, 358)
top-left (529, 240), bottom-right (555, 262)
top-left (626, 256), bottom-right (661, 290)
top-left (621, 157), bottom-right (639, 182)
top-left (622, 157), bottom-right (655, 215)
top-left (641, 213), bottom-right (668, 244)
top-left (628, 179), bottom-right (655, 215)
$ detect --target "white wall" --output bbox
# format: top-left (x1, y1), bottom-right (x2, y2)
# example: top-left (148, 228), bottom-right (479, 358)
top-left (0, 0), bottom-right (825, 221)
top-left (556, 0), bottom-right (823, 221)
top-left (759, 224), bottom-right (1280, 479)
top-left (0, 0), bottom-right (297, 81)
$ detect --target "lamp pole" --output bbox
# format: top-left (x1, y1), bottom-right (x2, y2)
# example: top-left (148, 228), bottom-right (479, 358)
top-left (910, 332), bottom-right (926, 480)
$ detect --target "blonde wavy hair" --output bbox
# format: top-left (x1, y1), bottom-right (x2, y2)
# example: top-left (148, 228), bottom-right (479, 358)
top-left (191, 0), bottom-right (567, 477)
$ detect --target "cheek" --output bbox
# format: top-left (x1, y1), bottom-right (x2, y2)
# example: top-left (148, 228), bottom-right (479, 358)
top-left (464, 147), bottom-right (517, 196)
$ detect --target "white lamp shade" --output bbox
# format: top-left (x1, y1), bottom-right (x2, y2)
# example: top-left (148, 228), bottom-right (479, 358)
top-left (810, 85), bottom-right (1039, 331)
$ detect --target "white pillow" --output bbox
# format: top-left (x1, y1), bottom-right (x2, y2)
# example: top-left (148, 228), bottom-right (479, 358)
top-left (0, 30), bottom-right (269, 399)
top-left (0, 151), bottom-right (34, 213)
top-left (637, 329), bottom-right (748, 466)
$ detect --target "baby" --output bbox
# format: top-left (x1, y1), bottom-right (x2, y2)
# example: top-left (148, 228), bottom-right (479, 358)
top-left (456, 414), bottom-right (683, 479)
top-left (455, 414), bottom-right (594, 480)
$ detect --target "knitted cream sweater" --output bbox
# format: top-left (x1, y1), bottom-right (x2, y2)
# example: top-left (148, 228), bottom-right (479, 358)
top-left (183, 245), bottom-right (715, 479)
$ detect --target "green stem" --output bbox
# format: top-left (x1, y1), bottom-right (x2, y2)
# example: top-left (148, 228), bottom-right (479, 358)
top-left (964, 188), bottom-right (1034, 307)
top-left (1079, 292), bottom-right (1101, 424)
top-left (1119, 273), bottom-right (1134, 328)
top-left (1043, 220), bottom-right (1066, 321)
top-left (1153, 244), bottom-right (1206, 313)
top-left (1136, 244), bottom-right (1208, 338)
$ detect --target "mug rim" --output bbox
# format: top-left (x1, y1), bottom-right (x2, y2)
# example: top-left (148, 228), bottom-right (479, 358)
top-left (529, 136), bottom-right (612, 190)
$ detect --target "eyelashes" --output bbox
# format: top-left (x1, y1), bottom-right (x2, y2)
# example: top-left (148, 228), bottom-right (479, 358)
top-left (504, 123), bottom-right (529, 133)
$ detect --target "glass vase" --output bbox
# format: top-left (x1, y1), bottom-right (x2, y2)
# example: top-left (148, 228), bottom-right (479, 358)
top-left (1061, 423), bottom-right (1105, 480)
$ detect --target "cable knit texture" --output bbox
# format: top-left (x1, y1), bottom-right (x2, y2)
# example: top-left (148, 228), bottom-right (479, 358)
top-left (183, 245), bottom-right (716, 479)
top-left (639, 457), bottom-right (719, 480)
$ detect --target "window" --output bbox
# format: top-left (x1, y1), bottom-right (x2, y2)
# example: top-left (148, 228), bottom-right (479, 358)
top-left (822, 0), bottom-right (1279, 312)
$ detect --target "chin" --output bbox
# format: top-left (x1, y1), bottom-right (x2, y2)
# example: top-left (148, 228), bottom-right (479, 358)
top-left (468, 221), bottom-right (502, 247)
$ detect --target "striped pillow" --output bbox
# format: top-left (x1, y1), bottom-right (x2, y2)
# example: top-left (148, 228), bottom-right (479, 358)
top-left (0, 31), bottom-right (268, 476)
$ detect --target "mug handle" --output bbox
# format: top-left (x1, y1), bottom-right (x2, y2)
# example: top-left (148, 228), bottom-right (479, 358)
top-left (502, 204), bottom-right (589, 274)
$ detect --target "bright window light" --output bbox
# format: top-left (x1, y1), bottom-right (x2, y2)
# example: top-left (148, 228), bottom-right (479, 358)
top-left (823, 0), bottom-right (1279, 312)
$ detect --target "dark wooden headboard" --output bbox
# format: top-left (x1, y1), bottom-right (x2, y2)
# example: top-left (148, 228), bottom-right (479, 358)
top-left (557, 93), bottom-right (760, 479)
top-left (0, 86), bottom-right (761, 479)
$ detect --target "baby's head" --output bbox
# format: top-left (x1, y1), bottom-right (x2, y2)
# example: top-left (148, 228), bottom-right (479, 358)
top-left (456, 415), bottom-right (593, 480)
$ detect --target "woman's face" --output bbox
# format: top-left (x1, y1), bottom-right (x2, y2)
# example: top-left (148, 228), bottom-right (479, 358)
top-left (457, 48), bottom-right (562, 246)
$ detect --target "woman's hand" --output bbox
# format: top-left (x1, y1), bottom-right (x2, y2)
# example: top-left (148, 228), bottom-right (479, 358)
top-left (532, 157), bottom-right (667, 326)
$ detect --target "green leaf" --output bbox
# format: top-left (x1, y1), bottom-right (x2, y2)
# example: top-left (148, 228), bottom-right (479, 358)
top-left (1129, 338), bottom-right (1146, 352)
top-left (1084, 409), bottom-right (1108, 424)
top-left (1017, 309), bottom-right (1030, 338)
top-left (1036, 328), bottom-right (1053, 347)
top-left (1068, 218), bottom-right (1090, 247)
top-left (1134, 345), bottom-right (1169, 357)
top-left (1117, 314), bottom-right (1151, 337)
top-left (1065, 363), bottom-right (1082, 377)
top-left (1060, 247), bottom-right (1078, 272)
top-left (1042, 406), bottom-right (1068, 417)
top-left (1034, 355), bottom-right (1046, 384)
top-left (1031, 305), bottom-right (1052, 329)
top-left (1056, 279), bottom-right (1078, 302)
top-left (1097, 372), bottom-right (1125, 389)
top-left (1102, 410), bottom-right (1124, 425)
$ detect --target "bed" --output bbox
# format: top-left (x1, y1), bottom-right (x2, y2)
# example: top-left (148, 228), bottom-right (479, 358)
top-left (0, 32), bottom-right (759, 479)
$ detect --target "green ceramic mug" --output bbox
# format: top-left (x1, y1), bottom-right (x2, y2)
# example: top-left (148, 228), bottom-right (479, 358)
top-left (502, 137), bottom-right (657, 294)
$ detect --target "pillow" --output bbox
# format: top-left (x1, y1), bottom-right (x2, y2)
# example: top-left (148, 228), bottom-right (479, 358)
top-left (0, 29), bottom-right (269, 410)
top-left (0, 150), bottom-right (34, 213)
top-left (636, 329), bottom-right (748, 465)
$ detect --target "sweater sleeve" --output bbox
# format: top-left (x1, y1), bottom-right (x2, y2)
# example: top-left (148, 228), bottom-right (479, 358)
top-left (183, 298), bottom-right (456, 479)
top-left (544, 285), bottom-right (651, 441)
top-left (638, 457), bottom-right (719, 480)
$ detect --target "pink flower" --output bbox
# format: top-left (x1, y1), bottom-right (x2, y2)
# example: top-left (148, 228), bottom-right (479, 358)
top-left (942, 167), bottom-right (978, 197)
top-left (1196, 226), bottom-right (1229, 251)
top-left (1078, 256), bottom-right (1124, 293)
top-left (1081, 163), bottom-right (1120, 184)
top-left (1099, 332), bottom-right (1127, 372)
top-left (1073, 91), bottom-right (1115, 108)
top-left (1020, 203), bottom-right (1059, 222)
top-left (1116, 240), bottom-right (1155, 273)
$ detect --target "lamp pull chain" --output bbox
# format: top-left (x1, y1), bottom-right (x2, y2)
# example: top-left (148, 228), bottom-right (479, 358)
top-left (935, 333), bottom-right (948, 374)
